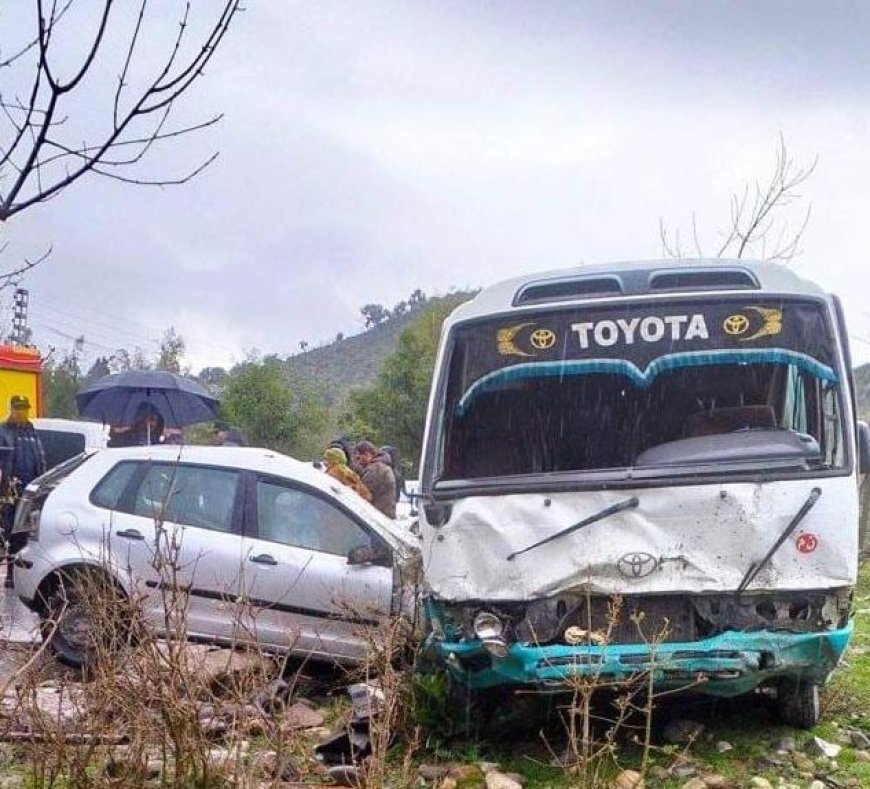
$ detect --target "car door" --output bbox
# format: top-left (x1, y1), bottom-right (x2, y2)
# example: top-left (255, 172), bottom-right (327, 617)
top-left (91, 460), bottom-right (246, 641)
top-left (241, 474), bottom-right (394, 662)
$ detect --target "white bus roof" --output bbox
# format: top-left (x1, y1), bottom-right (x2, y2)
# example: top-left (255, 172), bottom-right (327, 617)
top-left (447, 259), bottom-right (830, 326)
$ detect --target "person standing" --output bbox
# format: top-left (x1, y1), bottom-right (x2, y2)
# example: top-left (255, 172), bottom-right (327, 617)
top-left (323, 447), bottom-right (372, 502)
top-left (1, 395), bottom-right (46, 586)
top-left (214, 420), bottom-right (249, 447)
top-left (354, 440), bottom-right (397, 518)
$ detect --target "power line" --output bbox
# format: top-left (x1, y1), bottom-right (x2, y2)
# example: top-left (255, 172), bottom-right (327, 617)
top-left (33, 293), bottom-right (241, 361)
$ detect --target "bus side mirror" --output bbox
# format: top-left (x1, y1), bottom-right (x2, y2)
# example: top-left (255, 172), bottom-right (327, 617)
top-left (858, 421), bottom-right (870, 474)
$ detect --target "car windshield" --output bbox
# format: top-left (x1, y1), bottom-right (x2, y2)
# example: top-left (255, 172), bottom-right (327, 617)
top-left (435, 296), bottom-right (846, 482)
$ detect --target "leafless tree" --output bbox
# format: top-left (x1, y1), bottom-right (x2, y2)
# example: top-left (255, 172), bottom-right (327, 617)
top-left (661, 134), bottom-right (816, 263)
top-left (0, 0), bottom-right (241, 289)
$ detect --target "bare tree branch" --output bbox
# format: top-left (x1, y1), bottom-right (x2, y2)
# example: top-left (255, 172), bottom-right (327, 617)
top-left (0, 0), bottom-right (240, 222)
top-left (660, 134), bottom-right (816, 264)
top-left (0, 245), bottom-right (51, 293)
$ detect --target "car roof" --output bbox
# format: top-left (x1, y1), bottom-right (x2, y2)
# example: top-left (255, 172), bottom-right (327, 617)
top-left (93, 444), bottom-right (331, 486)
top-left (86, 445), bottom-right (419, 553)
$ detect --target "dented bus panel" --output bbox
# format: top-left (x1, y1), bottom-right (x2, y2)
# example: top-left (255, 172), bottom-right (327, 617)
top-left (418, 260), bottom-right (864, 726)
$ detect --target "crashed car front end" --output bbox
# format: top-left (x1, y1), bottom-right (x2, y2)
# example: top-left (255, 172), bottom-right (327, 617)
top-left (426, 586), bottom-right (853, 696)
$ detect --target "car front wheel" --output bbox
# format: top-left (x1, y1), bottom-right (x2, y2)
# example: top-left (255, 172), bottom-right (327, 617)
top-left (39, 568), bottom-right (127, 669)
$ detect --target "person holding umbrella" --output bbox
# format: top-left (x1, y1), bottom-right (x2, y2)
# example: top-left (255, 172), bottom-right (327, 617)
top-left (76, 370), bottom-right (219, 441)
top-left (1, 395), bottom-right (46, 586)
top-left (108, 404), bottom-right (166, 447)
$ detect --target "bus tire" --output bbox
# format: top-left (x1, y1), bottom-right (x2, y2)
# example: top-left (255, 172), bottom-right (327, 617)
top-left (776, 677), bottom-right (820, 729)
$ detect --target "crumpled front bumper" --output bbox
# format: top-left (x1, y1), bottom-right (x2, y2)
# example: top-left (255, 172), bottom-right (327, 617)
top-left (429, 623), bottom-right (853, 697)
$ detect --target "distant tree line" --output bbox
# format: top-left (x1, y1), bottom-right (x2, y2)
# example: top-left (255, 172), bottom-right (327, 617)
top-left (360, 288), bottom-right (428, 328)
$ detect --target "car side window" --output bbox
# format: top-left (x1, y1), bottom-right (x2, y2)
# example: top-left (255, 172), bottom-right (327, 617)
top-left (130, 463), bottom-right (240, 533)
top-left (91, 461), bottom-right (139, 509)
top-left (256, 480), bottom-right (371, 557)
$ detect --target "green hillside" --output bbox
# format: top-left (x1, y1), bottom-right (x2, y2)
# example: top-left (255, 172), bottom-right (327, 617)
top-left (281, 294), bottom-right (463, 404)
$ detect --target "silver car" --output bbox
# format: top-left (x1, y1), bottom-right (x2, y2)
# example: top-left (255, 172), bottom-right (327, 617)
top-left (12, 446), bottom-right (419, 667)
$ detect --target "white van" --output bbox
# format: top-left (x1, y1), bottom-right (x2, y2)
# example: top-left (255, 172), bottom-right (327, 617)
top-left (33, 418), bottom-right (109, 470)
top-left (418, 259), bottom-right (866, 727)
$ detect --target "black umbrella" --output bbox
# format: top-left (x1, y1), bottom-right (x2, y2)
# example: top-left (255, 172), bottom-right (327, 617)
top-left (75, 370), bottom-right (219, 429)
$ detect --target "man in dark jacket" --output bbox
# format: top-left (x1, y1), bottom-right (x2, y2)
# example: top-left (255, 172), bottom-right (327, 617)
top-left (354, 440), bottom-right (397, 518)
top-left (1, 395), bottom-right (46, 586)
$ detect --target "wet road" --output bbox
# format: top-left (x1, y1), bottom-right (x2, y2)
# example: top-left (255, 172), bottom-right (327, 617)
top-left (0, 584), bottom-right (39, 680)
top-left (1, 585), bottom-right (38, 643)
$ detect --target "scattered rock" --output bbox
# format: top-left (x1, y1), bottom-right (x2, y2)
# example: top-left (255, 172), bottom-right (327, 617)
top-left (252, 678), bottom-right (291, 713)
top-left (280, 701), bottom-right (325, 731)
top-left (672, 760), bottom-right (697, 779)
top-left (504, 774), bottom-right (525, 786)
top-left (807, 736), bottom-right (841, 759)
top-left (199, 715), bottom-right (227, 738)
top-left (772, 736), bottom-right (795, 753)
top-left (809, 781), bottom-right (826, 789)
top-left (439, 779), bottom-right (458, 789)
top-left (680, 778), bottom-right (706, 789)
top-left (648, 766), bottom-right (669, 782)
top-left (612, 769), bottom-right (644, 789)
top-left (327, 764), bottom-right (360, 787)
top-left (854, 749), bottom-right (870, 763)
top-left (716, 740), bottom-right (733, 753)
top-left (145, 759), bottom-right (164, 780)
top-left (790, 752), bottom-right (815, 772)
top-left (753, 756), bottom-right (784, 773)
top-left (701, 775), bottom-right (731, 788)
top-left (748, 778), bottom-right (773, 789)
top-left (662, 718), bottom-right (706, 745)
top-left (448, 764), bottom-right (480, 781)
top-left (850, 729), bottom-right (870, 749)
top-left (418, 764), bottom-right (452, 781)
top-left (484, 772), bottom-right (523, 789)
top-left (478, 761), bottom-right (501, 774)
top-left (249, 749), bottom-right (299, 782)
top-left (183, 645), bottom-right (271, 692)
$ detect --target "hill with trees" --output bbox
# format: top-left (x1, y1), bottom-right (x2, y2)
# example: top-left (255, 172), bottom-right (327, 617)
top-left (282, 292), bottom-right (436, 406)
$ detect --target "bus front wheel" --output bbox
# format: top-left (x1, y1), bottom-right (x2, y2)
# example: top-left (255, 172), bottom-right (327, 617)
top-left (776, 677), bottom-right (820, 729)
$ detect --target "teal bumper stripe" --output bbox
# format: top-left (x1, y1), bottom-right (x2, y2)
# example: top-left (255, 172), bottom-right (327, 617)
top-left (432, 623), bottom-right (853, 697)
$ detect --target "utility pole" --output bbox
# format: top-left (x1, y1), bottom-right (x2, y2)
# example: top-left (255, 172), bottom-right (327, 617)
top-left (11, 288), bottom-right (29, 345)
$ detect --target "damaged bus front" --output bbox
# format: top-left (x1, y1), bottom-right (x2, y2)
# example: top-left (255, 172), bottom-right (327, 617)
top-left (419, 260), bottom-right (867, 727)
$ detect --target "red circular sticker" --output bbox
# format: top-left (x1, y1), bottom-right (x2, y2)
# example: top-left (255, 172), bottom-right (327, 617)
top-left (796, 533), bottom-right (819, 554)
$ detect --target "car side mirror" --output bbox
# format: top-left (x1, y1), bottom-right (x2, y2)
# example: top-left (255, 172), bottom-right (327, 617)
top-left (347, 545), bottom-right (377, 565)
top-left (858, 421), bottom-right (870, 474)
top-left (347, 544), bottom-right (391, 566)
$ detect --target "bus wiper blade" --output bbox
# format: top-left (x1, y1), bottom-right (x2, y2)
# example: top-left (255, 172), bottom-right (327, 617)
top-left (736, 486), bottom-right (822, 594)
top-left (506, 496), bottom-right (639, 561)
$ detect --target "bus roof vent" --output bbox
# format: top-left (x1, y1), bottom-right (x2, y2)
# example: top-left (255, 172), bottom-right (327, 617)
top-left (513, 276), bottom-right (623, 306)
top-left (648, 268), bottom-right (760, 292)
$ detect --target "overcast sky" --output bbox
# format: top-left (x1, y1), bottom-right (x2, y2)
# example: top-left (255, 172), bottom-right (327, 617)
top-left (3, 1), bottom-right (870, 371)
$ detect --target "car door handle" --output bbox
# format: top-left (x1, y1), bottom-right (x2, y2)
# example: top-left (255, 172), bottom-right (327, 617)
top-left (249, 553), bottom-right (278, 566)
top-left (116, 529), bottom-right (145, 541)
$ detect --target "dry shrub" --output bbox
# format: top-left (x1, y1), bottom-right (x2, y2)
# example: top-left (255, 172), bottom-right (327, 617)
top-left (0, 521), bottom-right (313, 789)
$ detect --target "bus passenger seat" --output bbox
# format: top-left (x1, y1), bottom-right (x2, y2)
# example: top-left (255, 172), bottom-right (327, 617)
top-left (684, 405), bottom-right (776, 437)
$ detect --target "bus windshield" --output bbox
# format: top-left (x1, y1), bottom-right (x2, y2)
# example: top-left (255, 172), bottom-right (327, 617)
top-left (435, 297), bottom-right (846, 482)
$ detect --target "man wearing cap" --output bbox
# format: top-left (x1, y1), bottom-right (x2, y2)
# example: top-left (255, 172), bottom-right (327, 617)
top-left (1, 395), bottom-right (46, 586)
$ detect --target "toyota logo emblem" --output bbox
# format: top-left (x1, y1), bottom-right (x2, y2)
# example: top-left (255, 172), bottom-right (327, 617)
top-left (617, 552), bottom-right (658, 579)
